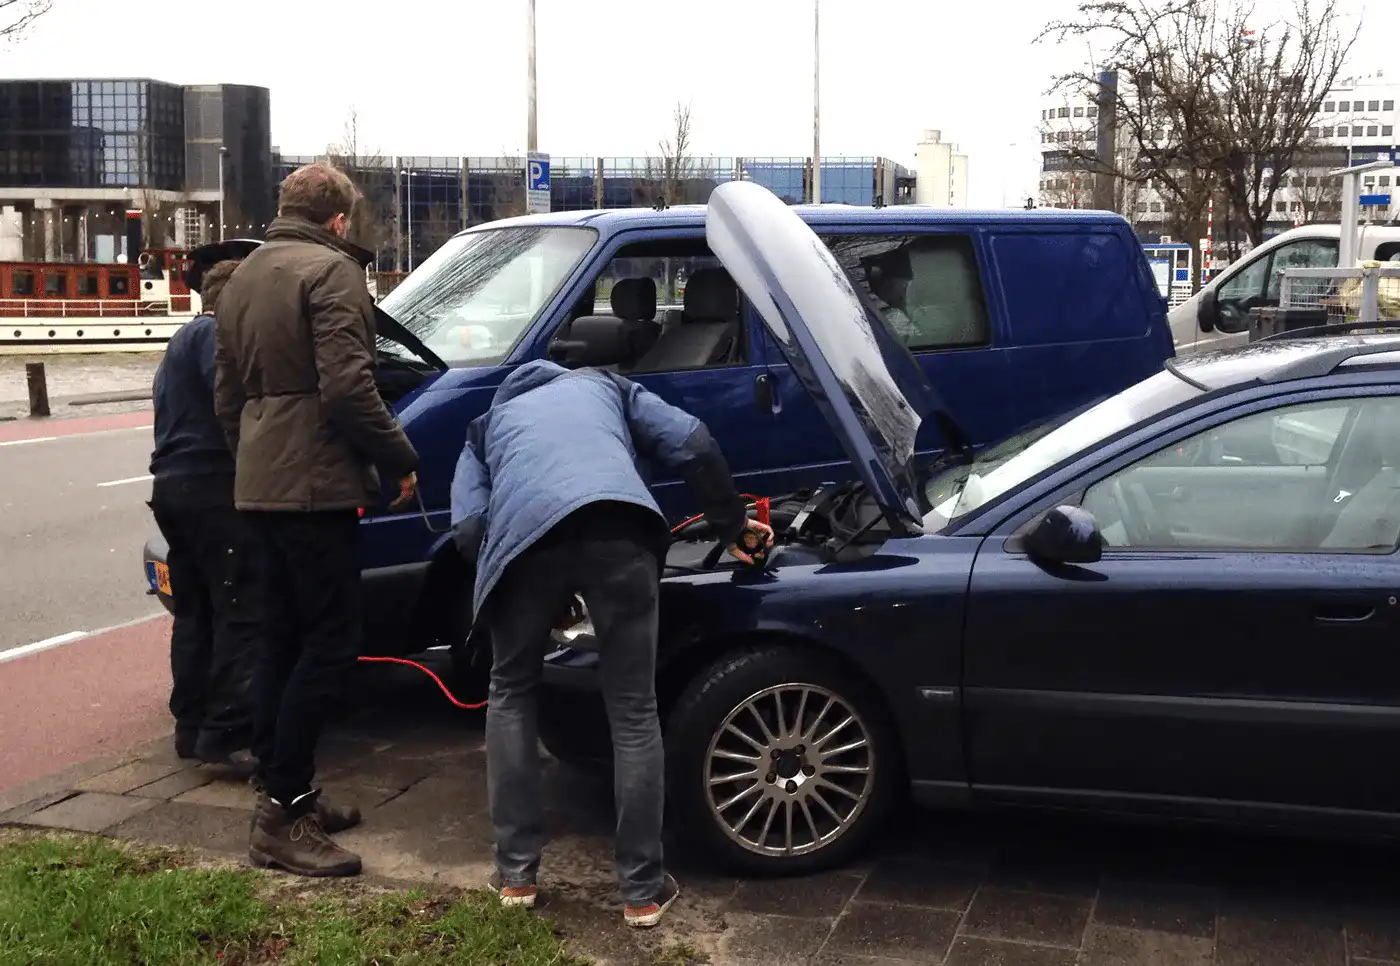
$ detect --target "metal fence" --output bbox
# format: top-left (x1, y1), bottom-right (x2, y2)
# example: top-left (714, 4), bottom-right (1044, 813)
top-left (1278, 264), bottom-right (1400, 324)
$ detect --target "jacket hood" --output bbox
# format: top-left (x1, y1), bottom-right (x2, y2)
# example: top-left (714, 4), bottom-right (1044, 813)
top-left (265, 216), bottom-right (375, 268)
top-left (493, 359), bottom-right (571, 406)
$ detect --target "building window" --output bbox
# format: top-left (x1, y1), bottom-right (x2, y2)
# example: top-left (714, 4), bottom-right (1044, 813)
top-left (825, 233), bottom-right (990, 351)
top-left (1058, 107), bottom-right (1069, 118)
top-left (1381, 176), bottom-right (1392, 188)
top-left (1353, 125), bottom-right (1365, 137)
top-left (44, 273), bottom-right (66, 296)
top-left (1324, 101), bottom-right (1335, 111)
top-left (1367, 125), bottom-right (1380, 137)
top-left (1087, 106), bottom-right (1098, 118)
top-left (1308, 126), bottom-right (1320, 137)
top-left (77, 273), bottom-right (99, 297)
top-left (1323, 126), bottom-right (1335, 137)
top-left (1275, 201), bottom-right (1288, 212)
top-left (1370, 100), bottom-right (1381, 111)
top-left (1384, 126), bottom-right (1395, 138)
top-left (1057, 131), bottom-right (1069, 142)
top-left (1136, 202), bottom-right (1148, 213)
top-left (1385, 100), bottom-right (1395, 112)
top-left (1339, 100), bottom-right (1351, 111)
top-left (1074, 106), bottom-right (1085, 117)
top-left (1149, 202), bottom-right (1163, 213)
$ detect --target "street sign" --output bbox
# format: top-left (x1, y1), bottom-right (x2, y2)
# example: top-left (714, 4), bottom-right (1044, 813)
top-left (1360, 193), bottom-right (1392, 207)
top-left (526, 151), bottom-right (551, 214)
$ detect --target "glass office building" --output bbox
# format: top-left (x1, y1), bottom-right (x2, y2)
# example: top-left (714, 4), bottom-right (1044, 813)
top-left (274, 153), bottom-right (913, 273)
top-left (0, 78), bottom-right (273, 262)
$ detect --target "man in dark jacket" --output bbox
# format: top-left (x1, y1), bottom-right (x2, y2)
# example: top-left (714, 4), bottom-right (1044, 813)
top-left (150, 255), bottom-right (255, 771)
top-left (215, 161), bottom-right (420, 878)
top-left (451, 359), bottom-right (772, 927)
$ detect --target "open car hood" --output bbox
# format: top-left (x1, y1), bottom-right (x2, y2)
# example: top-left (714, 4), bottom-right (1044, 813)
top-left (706, 181), bottom-right (948, 534)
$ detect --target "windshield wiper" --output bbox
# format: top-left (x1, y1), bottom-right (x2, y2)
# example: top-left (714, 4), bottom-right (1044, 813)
top-left (373, 306), bottom-right (448, 371)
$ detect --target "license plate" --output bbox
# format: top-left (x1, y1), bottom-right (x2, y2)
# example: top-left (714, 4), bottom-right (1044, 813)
top-left (152, 561), bottom-right (172, 596)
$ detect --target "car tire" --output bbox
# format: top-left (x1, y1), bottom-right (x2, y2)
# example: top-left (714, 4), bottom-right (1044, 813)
top-left (665, 644), bottom-right (898, 877)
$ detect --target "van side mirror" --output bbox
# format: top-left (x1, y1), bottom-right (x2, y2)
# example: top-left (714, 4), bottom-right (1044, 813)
top-left (1023, 505), bottom-right (1104, 565)
top-left (1197, 290), bottom-right (1217, 333)
top-left (547, 316), bottom-right (660, 369)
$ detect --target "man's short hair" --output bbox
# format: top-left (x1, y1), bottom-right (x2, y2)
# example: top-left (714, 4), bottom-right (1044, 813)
top-left (200, 259), bottom-right (242, 315)
top-left (277, 162), bottom-right (360, 226)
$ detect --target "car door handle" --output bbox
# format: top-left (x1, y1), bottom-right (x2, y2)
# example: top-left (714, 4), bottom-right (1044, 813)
top-left (754, 373), bottom-right (776, 414)
top-left (1312, 603), bottom-right (1376, 623)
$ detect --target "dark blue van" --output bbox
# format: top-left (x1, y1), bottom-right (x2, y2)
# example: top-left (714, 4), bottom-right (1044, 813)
top-left (145, 202), bottom-right (1172, 669)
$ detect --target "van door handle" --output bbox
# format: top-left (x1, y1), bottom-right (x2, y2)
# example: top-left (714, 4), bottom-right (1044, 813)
top-left (754, 373), bottom-right (775, 414)
top-left (1312, 603), bottom-right (1376, 623)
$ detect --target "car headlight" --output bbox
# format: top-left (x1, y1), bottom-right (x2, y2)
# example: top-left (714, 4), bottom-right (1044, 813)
top-left (550, 594), bottom-right (597, 649)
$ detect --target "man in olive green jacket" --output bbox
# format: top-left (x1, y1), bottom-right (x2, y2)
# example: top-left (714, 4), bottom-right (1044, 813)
top-left (214, 161), bottom-right (418, 878)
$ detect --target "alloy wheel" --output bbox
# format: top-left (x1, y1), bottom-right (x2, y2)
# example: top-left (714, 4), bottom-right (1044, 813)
top-left (703, 683), bottom-right (876, 857)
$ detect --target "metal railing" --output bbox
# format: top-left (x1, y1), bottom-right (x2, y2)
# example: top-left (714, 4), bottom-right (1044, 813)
top-left (1278, 264), bottom-right (1400, 324)
top-left (0, 298), bottom-right (176, 318)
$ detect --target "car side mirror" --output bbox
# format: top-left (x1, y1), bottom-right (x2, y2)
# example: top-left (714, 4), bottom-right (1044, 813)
top-left (1023, 505), bottom-right (1104, 565)
top-left (1197, 290), bottom-right (1218, 333)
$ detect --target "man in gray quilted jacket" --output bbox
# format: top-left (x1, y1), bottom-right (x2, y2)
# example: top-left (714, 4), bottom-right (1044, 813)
top-left (451, 358), bottom-right (771, 927)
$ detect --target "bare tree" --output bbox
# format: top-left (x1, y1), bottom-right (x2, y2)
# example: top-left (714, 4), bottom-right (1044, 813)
top-left (1044, 0), bottom-right (1357, 259)
top-left (1, 0), bottom-right (50, 41)
top-left (324, 107), bottom-right (395, 261)
top-left (1042, 0), bottom-right (1229, 275)
top-left (1296, 171), bottom-right (1344, 223)
top-left (419, 202), bottom-right (460, 256)
top-left (1206, 0), bottom-right (1356, 243)
top-left (652, 100), bottom-right (696, 207)
top-left (133, 189), bottom-right (177, 249)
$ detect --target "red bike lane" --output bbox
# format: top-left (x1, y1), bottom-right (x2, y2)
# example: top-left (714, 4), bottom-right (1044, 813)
top-left (0, 616), bottom-right (172, 798)
top-left (0, 410), bottom-right (152, 444)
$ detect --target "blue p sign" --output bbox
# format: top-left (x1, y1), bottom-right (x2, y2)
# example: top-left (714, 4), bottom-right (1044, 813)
top-left (528, 159), bottom-right (550, 192)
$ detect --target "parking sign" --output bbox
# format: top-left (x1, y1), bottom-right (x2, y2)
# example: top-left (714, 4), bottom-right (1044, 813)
top-left (526, 151), bottom-right (551, 214)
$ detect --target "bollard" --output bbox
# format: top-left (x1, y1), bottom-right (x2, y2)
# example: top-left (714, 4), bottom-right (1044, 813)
top-left (26, 362), bottom-right (50, 418)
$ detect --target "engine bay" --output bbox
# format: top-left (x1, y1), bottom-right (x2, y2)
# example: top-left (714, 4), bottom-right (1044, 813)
top-left (663, 480), bottom-right (893, 576)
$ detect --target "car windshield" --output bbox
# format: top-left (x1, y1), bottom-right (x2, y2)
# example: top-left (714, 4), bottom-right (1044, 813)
top-left (922, 368), bottom-right (1205, 531)
top-left (377, 226), bottom-right (597, 367)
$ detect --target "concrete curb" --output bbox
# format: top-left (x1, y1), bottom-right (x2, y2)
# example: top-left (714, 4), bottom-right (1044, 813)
top-left (67, 389), bottom-right (152, 407)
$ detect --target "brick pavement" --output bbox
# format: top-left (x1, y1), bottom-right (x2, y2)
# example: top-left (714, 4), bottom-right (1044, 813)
top-left (6, 657), bottom-right (1400, 965)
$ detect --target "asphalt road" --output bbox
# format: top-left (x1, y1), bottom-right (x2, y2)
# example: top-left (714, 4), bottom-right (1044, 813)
top-left (0, 412), bottom-right (162, 654)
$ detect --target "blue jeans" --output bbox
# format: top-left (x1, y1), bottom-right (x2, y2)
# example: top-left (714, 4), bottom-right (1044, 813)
top-left (484, 513), bottom-right (664, 904)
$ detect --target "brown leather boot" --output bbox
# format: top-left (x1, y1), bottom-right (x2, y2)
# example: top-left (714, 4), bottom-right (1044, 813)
top-left (248, 793), bottom-right (362, 877)
top-left (249, 779), bottom-right (360, 834)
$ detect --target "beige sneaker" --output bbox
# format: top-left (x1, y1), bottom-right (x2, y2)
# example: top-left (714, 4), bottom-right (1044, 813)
top-left (624, 874), bottom-right (680, 928)
top-left (488, 870), bottom-right (539, 908)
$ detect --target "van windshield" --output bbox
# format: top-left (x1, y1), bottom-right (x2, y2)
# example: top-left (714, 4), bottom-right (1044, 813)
top-left (378, 226), bottom-right (597, 367)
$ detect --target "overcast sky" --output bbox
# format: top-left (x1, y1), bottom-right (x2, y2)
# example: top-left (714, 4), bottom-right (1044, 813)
top-left (2, 0), bottom-right (1393, 206)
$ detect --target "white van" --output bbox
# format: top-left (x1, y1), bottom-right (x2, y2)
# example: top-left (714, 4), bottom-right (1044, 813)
top-left (1168, 223), bottom-right (1400, 354)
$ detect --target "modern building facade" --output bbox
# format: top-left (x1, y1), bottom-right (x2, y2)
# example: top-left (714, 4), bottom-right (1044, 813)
top-left (274, 153), bottom-right (915, 273)
top-left (0, 78), bottom-right (272, 262)
top-left (1037, 70), bottom-right (1399, 248)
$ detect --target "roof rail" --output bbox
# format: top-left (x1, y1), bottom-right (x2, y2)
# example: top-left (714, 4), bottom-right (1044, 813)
top-left (1258, 320), bottom-right (1400, 342)
top-left (1263, 338), bottom-right (1400, 383)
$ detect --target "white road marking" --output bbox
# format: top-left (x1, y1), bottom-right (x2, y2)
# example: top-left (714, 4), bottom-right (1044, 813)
top-left (0, 436), bottom-right (57, 447)
top-left (97, 474), bottom-right (154, 488)
top-left (0, 612), bottom-right (166, 664)
top-left (0, 424), bottom-right (151, 450)
top-left (0, 631), bottom-right (87, 664)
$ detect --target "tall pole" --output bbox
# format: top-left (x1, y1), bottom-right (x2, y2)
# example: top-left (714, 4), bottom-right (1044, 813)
top-left (811, 0), bottom-right (821, 205)
top-left (527, 0), bottom-right (538, 153)
top-left (217, 146), bottom-right (228, 242)
top-left (404, 170), bottom-right (414, 273)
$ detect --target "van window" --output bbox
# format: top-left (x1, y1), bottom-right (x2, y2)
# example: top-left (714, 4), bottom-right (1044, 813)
top-left (1264, 239), bottom-right (1338, 300)
top-left (825, 234), bottom-right (991, 351)
top-left (990, 230), bottom-right (1145, 345)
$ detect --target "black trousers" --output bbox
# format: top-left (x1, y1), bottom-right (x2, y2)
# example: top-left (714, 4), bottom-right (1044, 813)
top-left (150, 488), bottom-right (257, 753)
top-left (243, 510), bottom-right (362, 808)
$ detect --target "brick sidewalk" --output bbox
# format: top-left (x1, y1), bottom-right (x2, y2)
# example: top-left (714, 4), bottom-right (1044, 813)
top-left (5, 658), bottom-right (1400, 966)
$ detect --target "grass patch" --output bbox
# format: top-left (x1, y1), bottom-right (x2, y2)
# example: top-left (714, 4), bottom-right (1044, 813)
top-left (0, 832), bottom-right (589, 965)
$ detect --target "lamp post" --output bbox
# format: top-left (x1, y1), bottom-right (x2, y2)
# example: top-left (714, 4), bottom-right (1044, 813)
top-left (527, 0), bottom-right (538, 153)
top-left (400, 168), bottom-right (415, 272)
top-left (217, 145), bottom-right (229, 242)
top-left (811, 0), bottom-right (821, 205)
